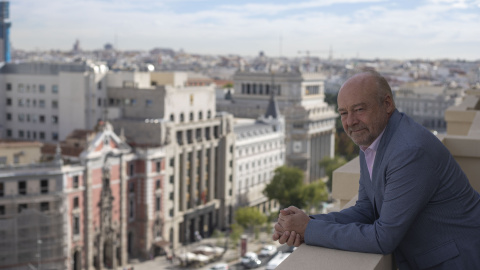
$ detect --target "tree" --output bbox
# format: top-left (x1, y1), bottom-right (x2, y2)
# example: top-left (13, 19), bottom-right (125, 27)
top-left (263, 166), bottom-right (306, 209)
top-left (235, 207), bottom-right (267, 230)
top-left (319, 156), bottom-right (348, 191)
top-left (302, 180), bottom-right (329, 214)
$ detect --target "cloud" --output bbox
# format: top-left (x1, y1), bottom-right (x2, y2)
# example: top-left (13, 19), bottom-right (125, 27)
top-left (9, 0), bottom-right (480, 60)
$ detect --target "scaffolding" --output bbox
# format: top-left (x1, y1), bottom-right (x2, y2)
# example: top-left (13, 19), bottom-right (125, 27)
top-left (0, 197), bottom-right (67, 270)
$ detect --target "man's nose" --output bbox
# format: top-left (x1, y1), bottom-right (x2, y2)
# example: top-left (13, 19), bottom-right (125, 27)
top-left (346, 113), bottom-right (358, 126)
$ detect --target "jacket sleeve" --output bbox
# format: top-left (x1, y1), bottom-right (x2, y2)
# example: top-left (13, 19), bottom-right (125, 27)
top-left (304, 147), bottom-right (437, 254)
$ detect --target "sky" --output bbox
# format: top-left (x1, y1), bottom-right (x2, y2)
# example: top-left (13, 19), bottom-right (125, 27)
top-left (9, 0), bottom-right (480, 60)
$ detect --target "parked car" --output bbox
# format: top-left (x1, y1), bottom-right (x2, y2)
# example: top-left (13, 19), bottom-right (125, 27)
top-left (265, 252), bottom-right (290, 270)
top-left (259, 245), bottom-right (277, 257)
top-left (209, 262), bottom-right (229, 270)
top-left (243, 258), bottom-right (262, 269)
top-left (240, 252), bottom-right (258, 265)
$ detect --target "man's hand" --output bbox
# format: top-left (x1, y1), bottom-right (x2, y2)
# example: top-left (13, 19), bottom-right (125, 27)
top-left (271, 206), bottom-right (310, 247)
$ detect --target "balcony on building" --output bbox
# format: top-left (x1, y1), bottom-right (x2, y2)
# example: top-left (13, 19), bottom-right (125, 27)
top-left (276, 89), bottom-right (480, 270)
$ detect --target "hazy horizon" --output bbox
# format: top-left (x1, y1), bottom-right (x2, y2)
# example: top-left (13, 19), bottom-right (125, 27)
top-left (9, 0), bottom-right (480, 61)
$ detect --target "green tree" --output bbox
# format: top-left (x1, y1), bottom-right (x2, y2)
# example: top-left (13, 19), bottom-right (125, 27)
top-left (302, 180), bottom-right (329, 214)
top-left (235, 207), bottom-right (267, 230)
top-left (263, 166), bottom-right (306, 209)
top-left (223, 82), bottom-right (233, 89)
top-left (319, 156), bottom-right (348, 191)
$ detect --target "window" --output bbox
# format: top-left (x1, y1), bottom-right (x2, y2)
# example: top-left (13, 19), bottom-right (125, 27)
top-left (52, 85), bottom-right (58, 94)
top-left (6, 113), bottom-right (11, 121)
top-left (52, 100), bottom-right (58, 109)
top-left (180, 113), bottom-right (184, 122)
top-left (18, 204), bottom-right (28, 213)
top-left (18, 181), bottom-right (26, 195)
top-left (73, 197), bottom-right (79, 208)
top-left (198, 111), bottom-right (203, 120)
top-left (6, 98), bottom-right (11, 106)
top-left (207, 110), bottom-right (212, 119)
top-left (156, 196), bottom-right (161, 211)
top-left (39, 115), bottom-right (45, 123)
top-left (145, 99), bottom-right (153, 107)
top-left (6, 83), bottom-right (11, 91)
top-left (18, 98), bottom-right (24, 107)
top-left (0, 157), bottom-right (5, 166)
top-left (156, 180), bottom-right (160, 190)
top-left (170, 158), bottom-right (174, 167)
top-left (189, 112), bottom-right (194, 121)
top-left (40, 179), bottom-right (49, 194)
top-left (169, 208), bottom-right (173, 217)
top-left (129, 182), bottom-right (135, 192)
top-left (39, 132), bottom-right (45, 140)
top-left (156, 161), bottom-right (161, 172)
top-left (170, 114), bottom-right (174, 121)
top-left (40, 202), bottom-right (49, 212)
top-left (18, 84), bottom-right (24, 92)
top-left (73, 215), bottom-right (80, 235)
top-left (0, 205), bottom-right (4, 215)
top-left (0, 182), bottom-right (4, 196)
top-left (52, 132), bottom-right (58, 141)
top-left (73, 175), bottom-right (79, 188)
top-left (39, 100), bottom-right (45, 108)
top-left (169, 175), bottom-right (174, 184)
top-left (18, 114), bottom-right (24, 122)
top-left (129, 163), bottom-right (134, 176)
top-left (52, 115), bottom-right (58, 124)
top-left (39, 84), bottom-right (45, 93)
top-left (97, 81), bottom-right (102, 90)
top-left (170, 192), bottom-right (174, 200)
top-left (129, 198), bottom-right (135, 219)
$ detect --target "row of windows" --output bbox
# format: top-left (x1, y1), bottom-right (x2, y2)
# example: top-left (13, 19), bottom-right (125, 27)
top-left (170, 110), bottom-right (213, 123)
top-left (176, 126), bottom-right (220, 145)
top-left (237, 140), bottom-right (282, 156)
top-left (238, 154), bottom-right (283, 171)
top-left (305, 85), bottom-right (320, 95)
top-left (0, 180), bottom-right (49, 197)
top-left (6, 83), bottom-right (58, 94)
top-left (0, 201), bottom-right (51, 216)
top-left (5, 98), bottom-right (58, 108)
top-left (241, 83), bottom-right (282, 96)
top-left (6, 113), bottom-right (58, 124)
top-left (5, 129), bottom-right (58, 140)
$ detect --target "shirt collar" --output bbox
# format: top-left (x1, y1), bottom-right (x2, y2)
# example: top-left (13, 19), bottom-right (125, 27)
top-left (360, 128), bottom-right (386, 153)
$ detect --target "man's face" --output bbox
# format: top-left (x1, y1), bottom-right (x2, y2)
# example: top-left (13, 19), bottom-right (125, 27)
top-left (337, 74), bottom-right (393, 148)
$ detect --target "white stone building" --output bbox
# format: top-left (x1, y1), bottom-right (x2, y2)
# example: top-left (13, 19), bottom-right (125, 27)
top-left (218, 68), bottom-right (337, 182)
top-left (233, 93), bottom-right (285, 213)
top-left (0, 62), bottom-right (109, 142)
top-left (394, 82), bottom-right (464, 132)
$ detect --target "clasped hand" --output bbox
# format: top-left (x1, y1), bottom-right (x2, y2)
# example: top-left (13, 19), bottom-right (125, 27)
top-left (272, 206), bottom-right (310, 247)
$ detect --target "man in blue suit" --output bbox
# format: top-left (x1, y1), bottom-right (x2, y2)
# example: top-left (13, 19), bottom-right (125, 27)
top-left (273, 71), bottom-right (480, 269)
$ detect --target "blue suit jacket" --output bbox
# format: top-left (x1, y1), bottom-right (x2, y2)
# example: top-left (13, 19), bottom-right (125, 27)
top-left (305, 110), bottom-right (480, 269)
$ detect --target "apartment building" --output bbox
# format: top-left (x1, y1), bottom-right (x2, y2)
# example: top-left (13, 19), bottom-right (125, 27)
top-left (0, 61), bottom-right (108, 142)
top-left (233, 93), bottom-right (285, 213)
top-left (218, 68), bottom-right (337, 182)
top-left (395, 81), bottom-right (464, 132)
top-left (107, 72), bottom-right (236, 250)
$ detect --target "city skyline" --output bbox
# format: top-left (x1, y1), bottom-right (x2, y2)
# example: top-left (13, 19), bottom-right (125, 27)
top-left (9, 0), bottom-right (480, 60)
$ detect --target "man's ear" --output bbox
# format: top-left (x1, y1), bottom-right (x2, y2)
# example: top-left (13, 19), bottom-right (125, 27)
top-left (384, 95), bottom-right (395, 114)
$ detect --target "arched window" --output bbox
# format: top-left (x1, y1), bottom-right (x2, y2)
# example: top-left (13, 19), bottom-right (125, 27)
top-left (180, 113), bottom-right (185, 122)
top-left (170, 114), bottom-right (175, 121)
top-left (198, 111), bottom-right (203, 120)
